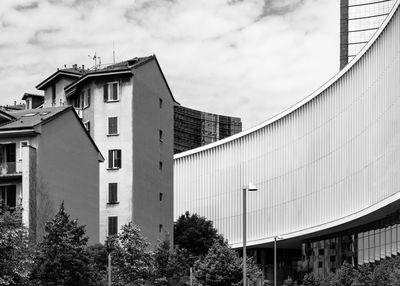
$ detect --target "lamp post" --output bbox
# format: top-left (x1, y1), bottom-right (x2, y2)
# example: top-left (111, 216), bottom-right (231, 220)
top-left (243, 182), bottom-right (258, 286)
top-left (105, 237), bottom-right (116, 286)
top-left (274, 235), bottom-right (283, 286)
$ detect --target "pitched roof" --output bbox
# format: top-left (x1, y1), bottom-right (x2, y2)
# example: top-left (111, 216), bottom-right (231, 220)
top-left (22, 92), bottom-right (44, 100)
top-left (0, 106), bottom-right (69, 130)
top-left (36, 68), bottom-right (85, 90)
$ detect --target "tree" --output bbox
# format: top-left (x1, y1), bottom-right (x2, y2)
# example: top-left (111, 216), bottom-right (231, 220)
top-left (174, 211), bottom-right (223, 257)
top-left (0, 204), bottom-right (34, 286)
top-left (30, 202), bottom-right (99, 286)
top-left (154, 235), bottom-right (193, 285)
top-left (194, 240), bottom-right (262, 286)
top-left (112, 222), bottom-right (154, 286)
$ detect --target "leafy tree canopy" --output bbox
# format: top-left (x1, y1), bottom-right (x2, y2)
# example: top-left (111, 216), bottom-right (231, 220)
top-left (30, 202), bottom-right (98, 286)
top-left (194, 240), bottom-right (262, 286)
top-left (174, 211), bottom-right (223, 257)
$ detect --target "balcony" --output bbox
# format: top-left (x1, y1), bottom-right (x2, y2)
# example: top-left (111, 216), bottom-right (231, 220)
top-left (0, 162), bottom-right (22, 177)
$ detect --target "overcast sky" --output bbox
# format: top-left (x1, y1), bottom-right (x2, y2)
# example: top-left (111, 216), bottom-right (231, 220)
top-left (1, 0), bottom-right (339, 129)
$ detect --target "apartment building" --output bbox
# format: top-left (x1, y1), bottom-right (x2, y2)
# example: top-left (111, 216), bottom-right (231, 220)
top-left (0, 106), bottom-right (103, 243)
top-left (35, 55), bottom-right (174, 245)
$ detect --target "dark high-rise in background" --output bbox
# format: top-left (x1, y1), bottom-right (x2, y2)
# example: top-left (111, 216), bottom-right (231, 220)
top-left (340, 0), bottom-right (395, 69)
top-left (174, 104), bottom-right (242, 154)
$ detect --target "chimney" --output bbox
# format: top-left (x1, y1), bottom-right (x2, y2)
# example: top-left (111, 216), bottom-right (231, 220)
top-left (82, 65), bottom-right (85, 70)
top-left (72, 64), bottom-right (77, 69)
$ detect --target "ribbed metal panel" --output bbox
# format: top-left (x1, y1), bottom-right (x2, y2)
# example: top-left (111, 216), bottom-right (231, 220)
top-left (174, 1), bottom-right (400, 248)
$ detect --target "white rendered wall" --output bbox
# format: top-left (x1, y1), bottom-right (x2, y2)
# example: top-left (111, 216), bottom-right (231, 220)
top-left (174, 1), bottom-right (400, 248)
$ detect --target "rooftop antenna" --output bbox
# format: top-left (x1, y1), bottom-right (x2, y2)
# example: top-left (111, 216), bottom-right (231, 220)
top-left (88, 52), bottom-right (101, 69)
top-left (113, 41), bottom-right (116, 64)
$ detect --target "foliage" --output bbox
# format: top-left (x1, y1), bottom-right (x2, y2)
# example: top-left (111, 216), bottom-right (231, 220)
top-left (174, 211), bottom-right (223, 257)
top-left (0, 204), bottom-right (34, 286)
top-left (194, 240), bottom-right (262, 286)
top-left (112, 222), bottom-right (154, 286)
top-left (154, 235), bottom-right (194, 285)
top-left (282, 276), bottom-right (298, 286)
top-left (30, 202), bottom-right (99, 286)
top-left (86, 243), bottom-right (109, 285)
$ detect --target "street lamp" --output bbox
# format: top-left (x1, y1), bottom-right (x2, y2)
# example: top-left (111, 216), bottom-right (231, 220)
top-left (274, 235), bottom-right (284, 286)
top-left (243, 182), bottom-right (258, 286)
top-left (105, 236), bottom-right (117, 286)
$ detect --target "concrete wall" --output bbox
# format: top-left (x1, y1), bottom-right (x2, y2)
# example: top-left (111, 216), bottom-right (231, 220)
top-left (36, 109), bottom-right (100, 243)
top-left (132, 59), bottom-right (174, 247)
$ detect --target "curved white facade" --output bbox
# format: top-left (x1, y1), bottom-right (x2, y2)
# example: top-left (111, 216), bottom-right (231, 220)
top-left (174, 1), bottom-right (400, 248)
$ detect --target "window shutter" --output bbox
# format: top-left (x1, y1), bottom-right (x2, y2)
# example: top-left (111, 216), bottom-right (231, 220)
top-left (108, 150), bottom-right (113, 169)
top-left (87, 88), bottom-right (91, 107)
top-left (112, 83), bottom-right (118, 100)
top-left (104, 84), bottom-right (108, 102)
top-left (117, 150), bottom-right (121, 168)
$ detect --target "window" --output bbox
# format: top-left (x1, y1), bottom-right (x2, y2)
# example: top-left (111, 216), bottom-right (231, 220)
top-left (108, 183), bottom-right (118, 204)
top-left (159, 224), bottom-right (163, 233)
top-left (84, 121), bottom-right (90, 134)
top-left (108, 216), bottom-right (118, 235)
top-left (108, 117), bottom-right (118, 135)
top-left (19, 141), bottom-right (28, 160)
top-left (159, 98), bottom-right (163, 108)
top-left (51, 85), bottom-right (56, 106)
top-left (159, 130), bottom-right (163, 142)
top-left (75, 88), bottom-right (91, 109)
top-left (104, 82), bottom-right (119, 102)
top-left (0, 185), bottom-right (16, 209)
top-left (83, 88), bottom-right (91, 108)
top-left (108, 150), bottom-right (121, 169)
top-left (159, 192), bottom-right (163, 202)
top-left (159, 161), bottom-right (163, 170)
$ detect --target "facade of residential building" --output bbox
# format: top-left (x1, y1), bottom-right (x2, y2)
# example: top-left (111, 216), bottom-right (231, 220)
top-left (175, 1), bottom-right (400, 283)
top-left (174, 104), bottom-right (242, 154)
top-left (340, 0), bottom-right (396, 69)
top-left (36, 56), bottom-right (175, 246)
top-left (0, 106), bottom-right (103, 244)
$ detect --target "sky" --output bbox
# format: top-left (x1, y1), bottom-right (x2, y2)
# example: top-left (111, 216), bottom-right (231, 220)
top-left (0, 0), bottom-right (339, 130)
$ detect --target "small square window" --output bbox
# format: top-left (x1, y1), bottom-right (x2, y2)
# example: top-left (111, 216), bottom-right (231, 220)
top-left (318, 261), bottom-right (323, 268)
top-left (108, 150), bottom-right (121, 169)
top-left (159, 98), bottom-right (163, 108)
top-left (159, 192), bottom-right (163, 202)
top-left (159, 130), bottom-right (163, 142)
top-left (159, 224), bottom-right (163, 233)
top-left (108, 183), bottom-right (118, 204)
top-left (108, 117), bottom-right (118, 135)
top-left (108, 216), bottom-right (118, 235)
top-left (159, 161), bottom-right (163, 170)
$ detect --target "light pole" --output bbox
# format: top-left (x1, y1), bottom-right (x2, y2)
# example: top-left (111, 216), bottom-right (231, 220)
top-left (274, 235), bottom-right (283, 286)
top-left (243, 182), bottom-right (258, 286)
top-left (105, 237), bottom-right (116, 286)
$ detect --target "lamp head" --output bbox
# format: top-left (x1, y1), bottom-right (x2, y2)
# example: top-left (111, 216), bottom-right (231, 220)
top-left (247, 182), bottom-right (258, 192)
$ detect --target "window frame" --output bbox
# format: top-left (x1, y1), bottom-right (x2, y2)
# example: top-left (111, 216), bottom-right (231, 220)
top-left (82, 88), bottom-right (91, 109)
top-left (108, 183), bottom-right (118, 204)
top-left (108, 216), bottom-right (118, 236)
top-left (108, 149), bottom-right (121, 170)
top-left (104, 82), bottom-right (119, 102)
top-left (107, 116), bottom-right (119, 136)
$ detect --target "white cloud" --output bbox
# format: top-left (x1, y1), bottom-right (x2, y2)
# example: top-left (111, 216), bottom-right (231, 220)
top-left (0, 0), bottom-right (339, 129)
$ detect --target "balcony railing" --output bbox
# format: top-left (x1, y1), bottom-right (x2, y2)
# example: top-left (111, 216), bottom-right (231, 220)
top-left (0, 162), bottom-right (22, 176)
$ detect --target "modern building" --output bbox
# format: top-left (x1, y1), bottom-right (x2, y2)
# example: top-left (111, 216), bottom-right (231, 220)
top-left (340, 0), bottom-right (396, 69)
top-left (174, 104), bottom-right (242, 154)
top-left (174, 0), bottom-right (400, 283)
top-left (35, 56), bottom-right (175, 246)
top-left (0, 106), bottom-right (103, 244)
